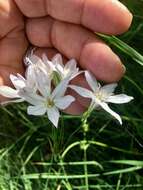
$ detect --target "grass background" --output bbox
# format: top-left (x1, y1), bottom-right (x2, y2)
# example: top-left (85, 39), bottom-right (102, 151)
top-left (0, 0), bottom-right (143, 189)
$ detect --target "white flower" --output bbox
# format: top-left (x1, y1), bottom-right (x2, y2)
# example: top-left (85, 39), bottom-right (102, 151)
top-left (19, 78), bottom-right (75, 127)
top-left (0, 61), bottom-right (42, 104)
top-left (52, 54), bottom-right (82, 80)
top-left (24, 51), bottom-right (61, 93)
top-left (24, 47), bottom-right (54, 73)
top-left (24, 47), bottom-right (37, 66)
top-left (25, 51), bottom-right (82, 83)
top-left (25, 53), bottom-right (56, 80)
top-left (0, 74), bottom-right (27, 104)
top-left (69, 71), bottom-right (134, 125)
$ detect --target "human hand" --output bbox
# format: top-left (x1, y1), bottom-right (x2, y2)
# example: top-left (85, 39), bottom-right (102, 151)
top-left (0, 0), bottom-right (132, 114)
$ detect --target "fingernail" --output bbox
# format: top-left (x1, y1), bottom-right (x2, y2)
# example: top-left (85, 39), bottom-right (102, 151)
top-left (111, 0), bottom-right (131, 12)
top-left (118, 60), bottom-right (126, 74)
top-left (122, 64), bottom-right (126, 74)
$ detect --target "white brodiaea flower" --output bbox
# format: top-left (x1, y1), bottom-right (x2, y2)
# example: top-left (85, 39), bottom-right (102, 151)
top-left (52, 54), bottom-right (82, 80)
top-left (25, 53), bottom-right (56, 80)
top-left (25, 51), bottom-right (82, 83)
top-left (70, 71), bottom-right (134, 125)
top-left (24, 52), bottom-right (60, 93)
top-left (0, 74), bottom-right (26, 104)
top-left (19, 79), bottom-right (75, 127)
top-left (24, 48), bottom-right (55, 75)
top-left (0, 59), bottom-right (41, 104)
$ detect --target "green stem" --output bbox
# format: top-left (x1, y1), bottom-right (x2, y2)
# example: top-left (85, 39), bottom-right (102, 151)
top-left (84, 148), bottom-right (89, 190)
top-left (82, 101), bottom-right (95, 129)
top-left (81, 104), bottom-right (94, 190)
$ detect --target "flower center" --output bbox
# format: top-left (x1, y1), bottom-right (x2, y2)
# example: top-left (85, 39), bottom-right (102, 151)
top-left (46, 98), bottom-right (54, 108)
top-left (95, 91), bottom-right (106, 101)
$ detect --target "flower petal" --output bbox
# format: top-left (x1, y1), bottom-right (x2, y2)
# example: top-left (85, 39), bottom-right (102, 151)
top-left (63, 59), bottom-right (83, 80)
top-left (69, 85), bottom-right (94, 99)
top-left (69, 70), bottom-right (84, 80)
top-left (65, 59), bottom-right (77, 71)
top-left (24, 47), bottom-right (36, 66)
top-left (25, 65), bottom-right (36, 90)
top-left (19, 89), bottom-right (44, 105)
top-left (29, 54), bottom-right (43, 65)
top-left (106, 94), bottom-right (134, 104)
top-left (85, 71), bottom-right (99, 92)
top-left (27, 105), bottom-right (46, 116)
top-left (25, 64), bottom-right (34, 80)
top-left (51, 79), bottom-right (69, 99)
top-left (36, 71), bottom-right (51, 98)
top-left (101, 83), bottom-right (117, 96)
top-left (99, 102), bottom-right (122, 125)
top-left (26, 55), bottom-right (48, 77)
top-left (42, 54), bottom-right (56, 72)
top-left (0, 86), bottom-right (19, 98)
top-left (1, 98), bottom-right (24, 106)
top-left (56, 63), bottom-right (64, 74)
top-left (47, 107), bottom-right (60, 127)
top-left (55, 95), bottom-right (75, 109)
top-left (52, 53), bottom-right (64, 67)
top-left (42, 53), bottom-right (50, 63)
top-left (17, 73), bottom-right (26, 81)
top-left (10, 74), bottom-right (26, 89)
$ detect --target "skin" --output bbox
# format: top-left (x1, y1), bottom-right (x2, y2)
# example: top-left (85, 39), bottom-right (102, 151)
top-left (0, 0), bottom-right (133, 114)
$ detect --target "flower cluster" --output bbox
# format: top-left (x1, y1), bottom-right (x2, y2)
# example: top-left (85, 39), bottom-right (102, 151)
top-left (0, 51), bottom-right (133, 127)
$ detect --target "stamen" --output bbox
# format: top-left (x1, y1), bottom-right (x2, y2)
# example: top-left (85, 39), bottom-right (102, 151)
top-left (46, 99), bottom-right (54, 108)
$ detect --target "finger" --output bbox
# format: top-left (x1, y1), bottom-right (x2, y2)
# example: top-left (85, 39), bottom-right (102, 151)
top-left (0, 0), bottom-right (23, 38)
top-left (0, 0), bottom-right (28, 86)
top-left (34, 47), bottom-right (87, 115)
top-left (26, 17), bottom-right (125, 83)
top-left (15, 0), bottom-right (132, 35)
top-left (0, 33), bottom-right (28, 70)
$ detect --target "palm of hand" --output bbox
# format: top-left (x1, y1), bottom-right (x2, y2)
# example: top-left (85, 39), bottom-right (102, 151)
top-left (0, 0), bottom-right (132, 113)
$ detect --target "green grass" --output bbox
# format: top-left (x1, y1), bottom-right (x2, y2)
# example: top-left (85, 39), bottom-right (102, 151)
top-left (1, 1), bottom-right (143, 189)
